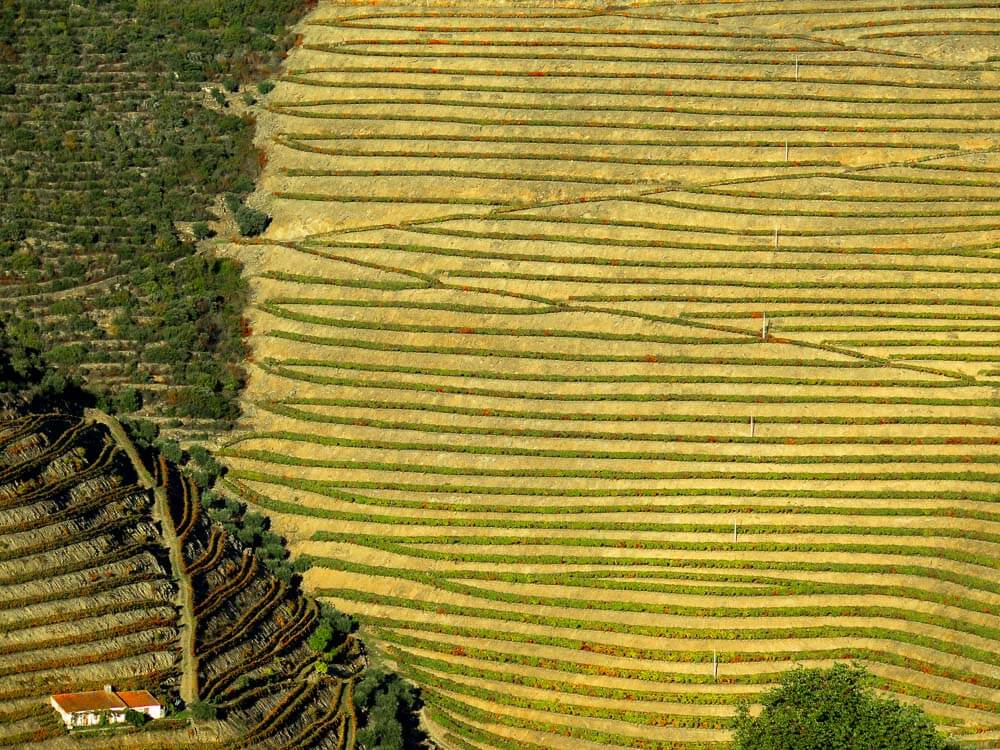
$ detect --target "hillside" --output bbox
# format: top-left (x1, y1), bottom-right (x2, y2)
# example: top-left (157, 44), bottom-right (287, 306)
top-left (0, 0), bottom-right (308, 432)
top-left (0, 405), bottom-right (364, 749)
top-left (219, 2), bottom-right (1000, 749)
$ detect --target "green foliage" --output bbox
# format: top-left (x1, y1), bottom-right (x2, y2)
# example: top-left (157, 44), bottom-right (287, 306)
top-left (134, 0), bottom-right (308, 82)
top-left (732, 664), bottom-right (960, 750)
top-left (0, 315), bottom-right (49, 393)
top-left (308, 602), bottom-right (356, 653)
top-left (122, 418), bottom-right (160, 448)
top-left (0, 0), bottom-right (271, 423)
top-left (0, 313), bottom-right (82, 401)
top-left (192, 221), bottom-right (214, 240)
top-left (225, 193), bottom-right (270, 236)
top-left (187, 443), bottom-right (225, 484)
top-left (188, 701), bottom-right (218, 721)
top-left (354, 668), bottom-right (422, 750)
top-left (257, 80), bottom-right (275, 95)
top-left (156, 438), bottom-right (185, 464)
top-left (113, 386), bottom-right (143, 414)
top-left (123, 708), bottom-right (147, 728)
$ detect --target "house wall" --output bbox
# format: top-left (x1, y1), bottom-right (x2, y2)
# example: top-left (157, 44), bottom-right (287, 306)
top-left (49, 699), bottom-right (72, 729)
top-left (50, 695), bottom-right (162, 728)
top-left (143, 705), bottom-right (163, 720)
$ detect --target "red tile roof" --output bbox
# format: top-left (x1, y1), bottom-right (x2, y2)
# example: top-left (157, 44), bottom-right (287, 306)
top-left (117, 690), bottom-right (160, 709)
top-left (51, 691), bottom-right (126, 713)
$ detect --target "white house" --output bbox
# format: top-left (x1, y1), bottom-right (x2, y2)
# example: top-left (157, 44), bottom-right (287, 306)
top-left (50, 685), bottom-right (162, 729)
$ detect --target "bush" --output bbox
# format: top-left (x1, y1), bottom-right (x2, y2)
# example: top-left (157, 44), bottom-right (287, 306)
top-left (733, 664), bottom-right (961, 750)
top-left (189, 701), bottom-right (218, 721)
top-left (257, 80), bottom-right (275, 95)
top-left (192, 221), bottom-right (214, 240)
top-left (113, 386), bottom-right (142, 414)
top-left (225, 194), bottom-right (270, 237)
top-left (124, 708), bottom-right (147, 727)
top-left (123, 418), bottom-right (159, 448)
top-left (156, 438), bottom-right (184, 464)
top-left (354, 668), bottom-right (421, 750)
top-left (308, 602), bottom-right (356, 653)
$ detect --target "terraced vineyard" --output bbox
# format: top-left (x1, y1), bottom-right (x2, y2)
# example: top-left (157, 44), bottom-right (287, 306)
top-left (0, 409), bottom-right (184, 747)
top-left (0, 406), bottom-right (363, 749)
top-left (221, 1), bottom-right (1000, 748)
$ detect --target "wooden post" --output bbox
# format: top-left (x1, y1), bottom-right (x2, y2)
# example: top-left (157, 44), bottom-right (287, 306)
top-left (762, 312), bottom-right (768, 340)
top-left (774, 227), bottom-right (779, 248)
top-left (795, 58), bottom-right (799, 81)
top-left (713, 650), bottom-right (719, 680)
top-left (733, 521), bottom-right (738, 543)
top-left (750, 415), bottom-right (755, 437)
top-left (785, 140), bottom-right (789, 161)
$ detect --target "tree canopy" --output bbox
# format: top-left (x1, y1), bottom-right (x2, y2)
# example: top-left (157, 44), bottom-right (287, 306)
top-left (733, 664), bottom-right (960, 750)
top-left (354, 668), bottom-right (424, 750)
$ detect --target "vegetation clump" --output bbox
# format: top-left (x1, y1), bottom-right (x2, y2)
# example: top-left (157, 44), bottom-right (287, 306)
top-left (733, 664), bottom-right (961, 750)
top-left (226, 193), bottom-right (271, 237)
top-left (354, 667), bottom-right (424, 750)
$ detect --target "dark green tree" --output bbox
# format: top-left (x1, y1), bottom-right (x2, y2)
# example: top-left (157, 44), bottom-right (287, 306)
top-left (189, 701), bottom-right (218, 721)
top-left (354, 668), bottom-right (423, 750)
top-left (225, 194), bottom-right (270, 236)
top-left (733, 664), bottom-right (960, 750)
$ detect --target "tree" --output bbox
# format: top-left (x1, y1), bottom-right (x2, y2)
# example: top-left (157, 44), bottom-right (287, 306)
top-left (189, 701), bottom-right (218, 721)
top-left (192, 221), bottom-right (214, 240)
top-left (354, 668), bottom-right (422, 750)
top-left (113, 386), bottom-right (142, 414)
top-left (733, 664), bottom-right (961, 750)
top-left (308, 602), bottom-right (356, 653)
top-left (124, 708), bottom-right (147, 727)
top-left (224, 194), bottom-right (270, 237)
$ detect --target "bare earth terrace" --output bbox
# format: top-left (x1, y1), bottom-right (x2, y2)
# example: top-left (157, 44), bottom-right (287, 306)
top-left (221, 2), bottom-right (1000, 749)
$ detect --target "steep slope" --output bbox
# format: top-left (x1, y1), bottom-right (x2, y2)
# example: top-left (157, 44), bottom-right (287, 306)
top-left (0, 405), bottom-right (363, 749)
top-left (223, 2), bottom-right (1000, 749)
top-left (0, 408), bottom-right (184, 747)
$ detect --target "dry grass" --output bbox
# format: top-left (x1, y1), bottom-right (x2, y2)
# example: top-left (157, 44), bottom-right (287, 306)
top-left (226, 1), bottom-right (1000, 748)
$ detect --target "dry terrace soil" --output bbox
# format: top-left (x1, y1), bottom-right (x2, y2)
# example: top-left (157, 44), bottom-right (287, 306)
top-left (0, 407), bottom-right (362, 750)
top-left (221, 2), bottom-right (1000, 749)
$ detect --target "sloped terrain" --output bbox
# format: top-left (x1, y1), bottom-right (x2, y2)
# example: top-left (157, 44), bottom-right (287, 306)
top-left (164, 455), bottom-right (365, 749)
top-left (222, 2), bottom-right (1000, 749)
top-left (0, 408), bottom-right (183, 747)
top-left (0, 406), bottom-right (363, 749)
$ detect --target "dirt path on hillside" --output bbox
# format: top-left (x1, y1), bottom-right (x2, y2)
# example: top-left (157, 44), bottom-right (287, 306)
top-left (85, 408), bottom-right (200, 705)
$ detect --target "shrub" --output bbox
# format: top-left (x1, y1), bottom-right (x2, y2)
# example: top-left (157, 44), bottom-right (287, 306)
top-left (192, 221), bottom-right (214, 240)
top-left (225, 194), bottom-right (270, 237)
top-left (113, 386), bottom-right (142, 414)
top-left (354, 668), bottom-right (421, 750)
top-left (123, 418), bottom-right (159, 447)
top-left (257, 80), bottom-right (275, 95)
top-left (308, 602), bottom-right (356, 654)
top-left (189, 701), bottom-right (218, 721)
top-left (733, 664), bottom-right (961, 750)
top-left (157, 439), bottom-right (184, 464)
top-left (124, 708), bottom-right (147, 727)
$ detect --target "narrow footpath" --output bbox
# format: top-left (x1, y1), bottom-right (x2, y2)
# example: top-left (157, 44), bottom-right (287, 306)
top-left (85, 408), bottom-right (200, 704)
